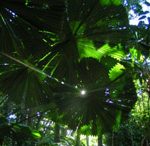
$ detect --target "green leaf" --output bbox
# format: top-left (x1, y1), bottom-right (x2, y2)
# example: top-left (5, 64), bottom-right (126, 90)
top-left (109, 50), bottom-right (125, 61)
top-left (78, 39), bottom-right (101, 60)
top-left (78, 40), bottom-right (125, 61)
top-left (129, 48), bottom-right (138, 61)
top-left (70, 21), bottom-right (86, 35)
top-left (109, 63), bottom-right (125, 81)
top-left (113, 0), bottom-right (122, 5)
top-left (99, 0), bottom-right (111, 5)
top-left (80, 125), bottom-right (91, 135)
top-left (113, 111), bottom-right (122, 131)
top-left (32, 130), bottom-right (41, 139)
top-left (97, 44), bottom-right (112, 59)
top-left (12, 125), bottom-right (22, 133)
top-left (98, 44), bottom-right (125, 60)
top-left (99, 0), bottom-right (121, 6)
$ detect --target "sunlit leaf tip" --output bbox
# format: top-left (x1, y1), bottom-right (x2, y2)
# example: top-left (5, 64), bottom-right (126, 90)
top-left (78, 39), bottom-right (100, 60)
top-left (109, 63), bottom-right (125, 81)
top-left (32, 130), bottom-right (41, 139)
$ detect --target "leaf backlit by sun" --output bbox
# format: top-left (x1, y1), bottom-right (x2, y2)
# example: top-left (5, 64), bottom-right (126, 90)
top-left (109, 63), bottom-right (125, 81)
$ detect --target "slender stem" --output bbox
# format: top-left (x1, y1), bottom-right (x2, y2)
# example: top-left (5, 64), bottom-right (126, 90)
top-left (0, 96), bottom-right (8, 105)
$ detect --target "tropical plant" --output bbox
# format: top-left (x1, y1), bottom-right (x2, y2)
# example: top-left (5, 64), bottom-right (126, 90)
top-left (0, 0), bottom-right (149, 145)
top-left (0, 113), bottom-right (41, 146)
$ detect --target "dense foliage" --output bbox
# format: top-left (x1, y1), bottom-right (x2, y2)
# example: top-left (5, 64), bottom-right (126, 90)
top-left (0, 0), bottom-right (149, 145)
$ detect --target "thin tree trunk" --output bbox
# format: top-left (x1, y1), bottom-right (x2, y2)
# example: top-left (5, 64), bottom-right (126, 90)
top-left (105, 133), bottom-right (112, 146)
top-left (54, 123), bottom-right (60, 143)
top-left (141, 138), bottom-right (149, 146)
top-left (61, 126), bottom-right (67, 137)
top-left (86, 135), bottom-right (90, 146)
top-left (112, 132), bottom-right (115, 146)
top-left (75, 130), bottom-right (80, 146)
top-left (98, 133), bottom-right (103, 146)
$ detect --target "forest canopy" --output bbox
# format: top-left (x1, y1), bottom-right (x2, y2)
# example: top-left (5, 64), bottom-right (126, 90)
top-left (0, 0), bottom-right (150, 145)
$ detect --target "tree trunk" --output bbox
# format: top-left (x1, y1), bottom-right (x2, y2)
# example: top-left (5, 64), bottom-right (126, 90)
top-left (105, 133), bottom-right (112, 146)
top-left (112, 132), bottom-right (115, 146)
top-left (98, 133), bottom-right (103, 146)
top-left (60, 126), bottom-right (67, 137)
top-left (86, 135), bottom-right (90, 146)
top-left (75, 130), bottom-right (80, 146)
top-left (141, 138), bottom-right (149, 146)
top-left (54, 123), bottom-right (60, 143)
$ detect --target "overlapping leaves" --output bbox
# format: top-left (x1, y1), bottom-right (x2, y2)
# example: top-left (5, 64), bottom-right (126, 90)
top-left (0, 114), bottom-right (41, 144)
top-left (0, 0), bottom-right (137, 135)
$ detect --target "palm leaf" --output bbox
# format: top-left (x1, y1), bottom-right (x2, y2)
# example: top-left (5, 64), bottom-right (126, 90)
top-left (109, 63), bottom-right (125, 81)
top-left (0, 0), bottom-right (137, 135)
